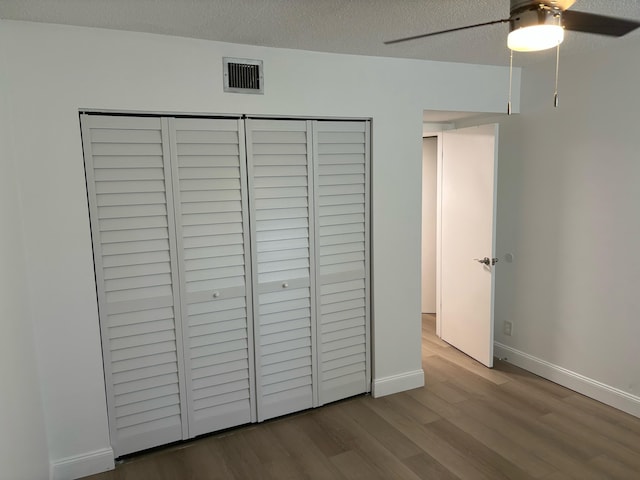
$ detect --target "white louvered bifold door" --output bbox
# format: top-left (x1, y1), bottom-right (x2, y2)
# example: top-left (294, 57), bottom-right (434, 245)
top-left (81, 115), bottom-right (188, 457)
top-left (169, 118), bottom-right (256, 437)
top-left (83, 114), bottom-right (371, 456)
top-left (313, 121), bottom-right (371, 405)
top-left (246, 119), bottom-right (318, 421)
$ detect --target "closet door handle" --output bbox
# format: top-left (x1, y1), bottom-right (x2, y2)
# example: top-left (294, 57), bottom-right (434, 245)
top-left (212, 291), bottom-right (220, 298)
top-left (282, 282), bottom-right (289, 288)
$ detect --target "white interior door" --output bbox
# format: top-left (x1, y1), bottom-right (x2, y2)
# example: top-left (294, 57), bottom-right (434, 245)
top-left (313, 121), bottom-right (371, 405)
top-left (246, 119), bottom-right (317, 421)
top-left (169, 118), bottom-right (256, 437)
top-left (440, 123), bottom-right (498, 367)
top-left (81, 115), bottom-right (188, 457)
top-left (84, 114), bottom-right (372, 456)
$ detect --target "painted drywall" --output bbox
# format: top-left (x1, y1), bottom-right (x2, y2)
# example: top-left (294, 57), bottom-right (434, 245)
top-left (421, 137), bottom-right (437, 313)
top-left (493, 34), bottom-right (640, 408)
top-left (0, 42), bottom-right (50, 480)
top-left (0, 20), bottom-right (517, 473)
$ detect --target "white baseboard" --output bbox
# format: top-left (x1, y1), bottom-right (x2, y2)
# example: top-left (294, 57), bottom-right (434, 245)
top-left (372, 369), bottom-right (425, 397)
top-left (50, 447), bottom-right (114, 480)
top-left (495, 342), bottom-right (640, 418)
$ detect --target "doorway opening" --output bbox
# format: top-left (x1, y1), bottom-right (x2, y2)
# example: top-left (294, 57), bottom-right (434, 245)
top-left (421, 111), bottom-right (500, 368)
top-left (421, 136), bottom-right (438, 317)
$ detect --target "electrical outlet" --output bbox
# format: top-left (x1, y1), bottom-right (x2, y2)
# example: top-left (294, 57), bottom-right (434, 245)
top-left (503, 321), bottom-right (513, 336)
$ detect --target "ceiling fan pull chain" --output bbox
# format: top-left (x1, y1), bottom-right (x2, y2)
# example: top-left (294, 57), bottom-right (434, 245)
top-left (507, 49), bottom-right (514, 115)
top-left (554, 42), bottom-right (561, 108)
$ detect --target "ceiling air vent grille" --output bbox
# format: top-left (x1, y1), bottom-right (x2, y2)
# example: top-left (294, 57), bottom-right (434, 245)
top-left (223, 57), bottom-right (264, 94)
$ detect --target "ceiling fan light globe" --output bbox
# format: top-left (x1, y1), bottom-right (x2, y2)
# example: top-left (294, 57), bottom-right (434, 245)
top-left (508, 24), bottom-right (564, 52)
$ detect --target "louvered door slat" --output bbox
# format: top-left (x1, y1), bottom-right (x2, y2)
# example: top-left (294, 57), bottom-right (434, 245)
top-left (246, 119), bottom-right (317, 421)
top-left (82, 114), bottom-right (187, 457)
top-left (170, 117), bottom-right (256, 437)
top-left (313, 121), bottom-right (371, 405)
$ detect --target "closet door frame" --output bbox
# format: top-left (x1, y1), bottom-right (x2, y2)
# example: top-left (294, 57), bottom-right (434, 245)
top-left (82, 111), bottom-right (372, 456)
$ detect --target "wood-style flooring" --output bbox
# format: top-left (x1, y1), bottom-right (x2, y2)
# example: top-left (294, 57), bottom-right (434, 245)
top-left (85, 314), bottom-right (640, 479)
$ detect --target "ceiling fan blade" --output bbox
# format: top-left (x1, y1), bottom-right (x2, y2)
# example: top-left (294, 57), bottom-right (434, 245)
top-left (384, 19), bottom-right (509, 45)
top-left (563, 10), bottom-right (640, 36)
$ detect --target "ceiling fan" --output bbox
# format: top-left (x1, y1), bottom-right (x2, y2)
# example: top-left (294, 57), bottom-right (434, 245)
top-left (385, 0), bottom-right (640, 52)
top-left (385, 1), bottom-right (639, 112)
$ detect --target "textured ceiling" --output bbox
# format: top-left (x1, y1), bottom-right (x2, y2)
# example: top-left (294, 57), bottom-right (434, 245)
top-left (0, 0), bottom-right (638, 66)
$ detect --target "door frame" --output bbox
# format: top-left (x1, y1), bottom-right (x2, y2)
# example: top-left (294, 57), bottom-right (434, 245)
top-left (81, 110), bottom-right (374, 456)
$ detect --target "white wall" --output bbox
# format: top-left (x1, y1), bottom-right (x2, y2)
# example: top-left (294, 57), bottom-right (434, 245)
top-left (494, 34), bottom-right (640, 416)
top-left (0, 39), bottom-right (50, 480)
top-left (0, 20), bottom-right (515, 476)
top-left (421, 137), bottom-right (437, 313)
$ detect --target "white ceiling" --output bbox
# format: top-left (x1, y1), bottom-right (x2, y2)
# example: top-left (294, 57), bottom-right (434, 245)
top-left (0, 0), bottom-right (638, 66)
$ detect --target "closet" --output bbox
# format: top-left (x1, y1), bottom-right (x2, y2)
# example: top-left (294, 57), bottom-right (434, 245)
top-left (81, 113), bottom-right (370, 457)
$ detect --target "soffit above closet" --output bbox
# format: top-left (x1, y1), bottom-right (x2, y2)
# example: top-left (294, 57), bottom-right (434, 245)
top-left (1, 0), bottom-right (638, 66)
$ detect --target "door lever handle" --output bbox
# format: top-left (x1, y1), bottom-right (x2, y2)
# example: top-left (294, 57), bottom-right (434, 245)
top-left (474, 257), bottom-right (491, 266)
top-left (474, 257), bottom-right (499, 266)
